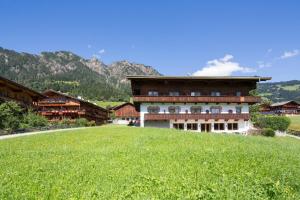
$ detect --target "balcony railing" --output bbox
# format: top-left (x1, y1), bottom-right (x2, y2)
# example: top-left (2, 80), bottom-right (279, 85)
top-left (39, 109), bottom-right (86, 115)
top-left (144, 113), bottom-right (250, 121)
top-left (133, 96), bottom-right (260, 104)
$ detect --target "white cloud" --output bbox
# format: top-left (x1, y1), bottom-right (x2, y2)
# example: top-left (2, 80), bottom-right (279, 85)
top-left (257, 61), bottom-right (272, 68)
top-left (87, 44), bottom-right (92, 49)
top-left (280, 49), bottom-right (299, 59)
top-left (192, 54), bottom-right (255, 76)
top-left (98, 49), bottom-right (105, 54)
top-left (267, 48), bottom-right (272, 53)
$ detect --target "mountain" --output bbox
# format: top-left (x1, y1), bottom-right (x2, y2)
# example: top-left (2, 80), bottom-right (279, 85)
top-left (1, 47), bottom-right (300, 103)
top-left (258, 80), bottom-right (300, 103)
top-left (0, 47), bottom-right (161, 101)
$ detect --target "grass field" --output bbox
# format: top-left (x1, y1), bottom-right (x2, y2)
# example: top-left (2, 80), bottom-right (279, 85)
top-left (288, 115), bottom-right (300, 131)
top-left (0, 126), bottom-right (300, 199)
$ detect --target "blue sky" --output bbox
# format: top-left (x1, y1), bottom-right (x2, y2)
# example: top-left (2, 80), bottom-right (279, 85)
top-left (0, 0), bottom-right (300, 81)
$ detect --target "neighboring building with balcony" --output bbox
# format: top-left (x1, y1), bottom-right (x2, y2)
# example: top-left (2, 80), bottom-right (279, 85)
top-left (260, 101), bottom-right (300, 115)
top-left (0, 76), bottom-right (45, 108)
top-left (38, 90), bottom-right (108, 124)
top-left (128, 76), bottom-right (271, 133)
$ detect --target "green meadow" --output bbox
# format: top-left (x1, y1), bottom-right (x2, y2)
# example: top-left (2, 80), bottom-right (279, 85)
top-left (288, 115), bottom-right (300, 131)
top-left (0, 126), bottom-right (299, 199)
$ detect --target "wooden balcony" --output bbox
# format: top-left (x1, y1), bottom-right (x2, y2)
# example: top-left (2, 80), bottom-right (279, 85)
top-left (144, 113), bottom-right (250, 121)
top-left (133, 96), bottom-right (260, 104)
top-left (39, 109), bottom-right (86, 115)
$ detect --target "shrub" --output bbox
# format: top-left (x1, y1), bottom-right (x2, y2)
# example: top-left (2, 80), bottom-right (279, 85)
top-left (22, 110), bottom-right (48, 128)
top-left (0, 101), bottom-right (23, 132)
top-left (87, 120), bottom-right (96, 127)
top-left (256, 115), bottom-right (291, 131)
top-left (74, 118), bottom-right (89, 127)
top-left (261, 128), bottom-right (275, 137)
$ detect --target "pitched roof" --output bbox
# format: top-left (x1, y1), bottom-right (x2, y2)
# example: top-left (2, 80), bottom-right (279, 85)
top-left (0, 76), bottom-right (45, 98)
top-left (42, 89), bottom-right (108, 112)
top-left (270, 101), bottom-right (300, 107)
top-left (127, 76), bottom-right (271, 81)
top-left (110, 102), bottom-right (134, 110)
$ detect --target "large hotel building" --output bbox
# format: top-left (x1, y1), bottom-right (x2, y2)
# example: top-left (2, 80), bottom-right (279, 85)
top-left (128, 76), bottom-right (271, 133)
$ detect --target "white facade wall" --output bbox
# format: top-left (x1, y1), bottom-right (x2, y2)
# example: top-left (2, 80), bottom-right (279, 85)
top-left (139, 103), bottom-right (251, 133)
top-left (113, 117), bottom-right (138, 125)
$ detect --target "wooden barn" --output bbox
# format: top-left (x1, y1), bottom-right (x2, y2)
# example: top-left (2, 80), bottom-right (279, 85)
top-left (110, 102), bottom-right (140, 124)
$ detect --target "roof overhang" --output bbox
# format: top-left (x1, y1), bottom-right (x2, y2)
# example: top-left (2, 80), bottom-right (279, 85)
top-left (127, 76), bottom-right (272, 82)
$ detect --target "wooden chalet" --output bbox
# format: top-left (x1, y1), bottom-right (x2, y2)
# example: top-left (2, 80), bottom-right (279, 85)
top-left (110, 102), bottom-right (140, 124)
top-left (0, 76), bottom-right (44, 107)
top-left (38, 90), bottom-right (108, 124)
top-left (128, 76), bottom-right (271, 133)
top-left (261, 101), bottom-right (300, 115)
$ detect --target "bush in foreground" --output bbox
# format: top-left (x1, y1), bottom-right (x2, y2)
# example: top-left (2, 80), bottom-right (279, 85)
top-left (261, 128), bottom-right (275, 137)
top-left (22, 110), bottom-right (48, 129)
top-left (256, 115), bottom-right (291, 132)
top-left (0, 101), bottom-right (24, 132)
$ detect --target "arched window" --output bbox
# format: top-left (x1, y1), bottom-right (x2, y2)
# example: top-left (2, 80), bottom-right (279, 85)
top-left (168, 106), bottom-right (181, 114)
top-left (210, 106), bottom-right (222, 114)
top-left (228, 109), bottom-right (233, 114)
top-left (190, 106), bottom-right (202, 114)
top-left (147, 106), bottom-right (160, 114)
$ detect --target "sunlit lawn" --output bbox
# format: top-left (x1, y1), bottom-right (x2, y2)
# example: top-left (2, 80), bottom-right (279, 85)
top-left (0, 126), bottom-right (299, 199)
top-left (288, 115), bottom-right (300, 131)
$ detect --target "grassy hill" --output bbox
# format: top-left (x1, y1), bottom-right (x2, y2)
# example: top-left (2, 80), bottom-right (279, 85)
top-left (0, 126), bottom-right (299, 199)
top-left (258, 80), bottom-right (300, 102)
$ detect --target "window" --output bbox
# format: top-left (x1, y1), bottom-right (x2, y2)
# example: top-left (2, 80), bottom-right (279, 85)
top-left (168, 106), bottom-right (181, 114)
top-left (211, 91), bottom-right (221, 96)
top-left (210, 106), bottom-right (222, 114)
top-left (173, 123), bottom-right (184, 130)
top-left (191, 91), bottom-right (201, 96)
top-left (228, 123), bottom-right (238, 130)
top-left (190, 106), bottom-right (202, 114)
top-left (214, 123), bottom-right (225, 130)
top-left (206, 110), bottom-right (209, 114)
top-left (236, 106), bottom-right (242, 114)
top-left (187, 123), bottom-right (198, 130)
top-left (228, 109), bottom-right (233, 114)
top-left (147, 106), bottom-right (160, 114)
top-left (236, 91), bottom-right (241, 96)
top-left (148, 91), bottom-right (158, 96)
top-left (169, 91), bottom-right (180, 96)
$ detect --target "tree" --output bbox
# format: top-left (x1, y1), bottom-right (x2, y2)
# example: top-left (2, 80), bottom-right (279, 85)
top-left (0, 101), bottom-right (23, 132)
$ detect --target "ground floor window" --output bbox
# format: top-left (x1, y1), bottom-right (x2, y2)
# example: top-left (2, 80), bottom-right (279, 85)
top-left (201, 123), bottom-right (211, 132)
top-left (187, 123), bottom-right (198, 130)
top-left (173, 123), bottom-right (184, 130)
top-left (228, 123), bottom-right (238, 130)
top-left (214, 123), bottom-right (225, 130)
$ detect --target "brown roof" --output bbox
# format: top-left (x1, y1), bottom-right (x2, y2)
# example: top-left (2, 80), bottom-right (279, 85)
top-left (0, 76), bottom-right (45, 98)
top-left (270, 101), bottom-right (300, 107)
top-left (127, 75), bottom-right (271, 81)
top-left (42, 89), bottom-right (108, 112)
top-left (110, 102), bottom-right (134, 110)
